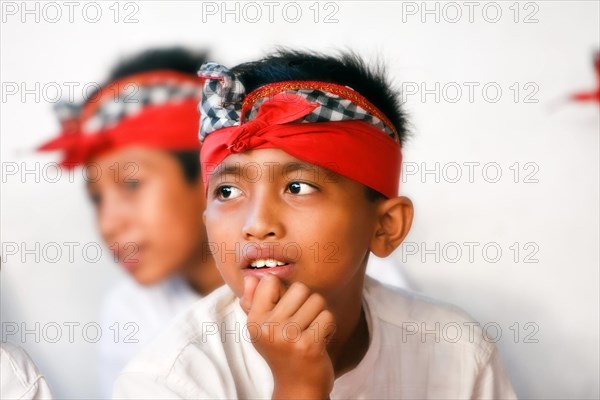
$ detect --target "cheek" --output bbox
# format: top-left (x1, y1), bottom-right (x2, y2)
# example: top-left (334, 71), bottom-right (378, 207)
top-left (205, 213), bottom-right (239, 263)
top-left (204, 202), bottom-right (243, 243)
top-left (296, 204), bottom-right (372, 266)
top-left (205, 205), bottom-right (245, 295)
top-left (204, 208), bottom-right (221, 241)
top-left (141, 184), bottom-right (201, 249)
top-left (297, 203), bottom-right (363, 242)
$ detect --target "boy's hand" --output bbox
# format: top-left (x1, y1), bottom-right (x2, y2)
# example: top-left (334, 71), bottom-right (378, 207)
top-left (241, 274), bottom-right (336, 400)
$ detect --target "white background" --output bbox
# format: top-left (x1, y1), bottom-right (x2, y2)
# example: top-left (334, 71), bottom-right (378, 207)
top-left (1, 1), bottom-right (599, 398)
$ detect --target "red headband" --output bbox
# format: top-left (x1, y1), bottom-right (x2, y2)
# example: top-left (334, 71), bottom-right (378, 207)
top-left (201, 84), bottom-right (402, 198)
top-left (38, 70), bottom-right (203, 168)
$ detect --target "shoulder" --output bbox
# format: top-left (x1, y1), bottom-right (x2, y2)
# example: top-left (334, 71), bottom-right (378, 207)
top-left (114, 284), bottom-right (239, 398)
top-left (364, 277), bottom-right (495, 362)
top-left (1, 342), bottom-right (40, 377)
top-left (1, 342), bottom-right (52, 399)
top-left (102, 278), bottom-right (174, 308)
top-left (101, 276), bottom-right (199, 320)
top-left (101, 278), bottom-right (148, 314)
top-left (365, 276), bottom-right (476, 325)
top-left (119, 284), bottom-right (237, 375)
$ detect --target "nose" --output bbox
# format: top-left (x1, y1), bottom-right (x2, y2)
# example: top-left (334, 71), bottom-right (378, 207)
top-left (242, 191), bottom-right (285, 241)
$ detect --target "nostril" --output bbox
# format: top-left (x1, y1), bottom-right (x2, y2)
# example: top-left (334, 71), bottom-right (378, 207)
top-left (241, 204), bottom-right (284, 240)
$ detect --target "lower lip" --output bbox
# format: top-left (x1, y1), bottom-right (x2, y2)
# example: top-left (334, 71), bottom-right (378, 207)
top-left (118, 246), bottom-right (145, 272)
top-left (242, 263), bottom-right (296, 280)
top-left (120, 260), bottom-right (140, 272)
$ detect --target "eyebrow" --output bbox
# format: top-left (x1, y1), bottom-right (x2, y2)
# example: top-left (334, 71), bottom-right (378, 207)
top-left (281, 162), bottom-right (320, 175)
top-left (284, 161), bottom-right (339, 182)
top-left (209, 163), bottom-right (242, 182)
top-left (208, 161), bottom-right (323, 183)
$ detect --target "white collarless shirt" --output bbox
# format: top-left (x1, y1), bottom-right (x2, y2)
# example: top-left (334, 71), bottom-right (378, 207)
top-left (114, 277), bottom-right (516, 399)
top-left (100, 275), bottom-right (201, 397)
top-left (1, 342), bottom-right (53, 400)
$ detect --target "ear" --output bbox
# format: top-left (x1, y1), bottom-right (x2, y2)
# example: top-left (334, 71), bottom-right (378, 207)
top-left (370, 196), bottom-right (413, 257)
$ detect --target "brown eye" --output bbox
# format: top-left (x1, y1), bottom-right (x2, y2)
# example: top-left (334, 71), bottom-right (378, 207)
top-left (123, 179), bottom-right (140, 191)
top-left (288, 182), bottom-right (301, 194)
top-left (89, 192), bottom-right (102, 206)
top-left (286, 181), bottom-right (317, 195)
top-left (216, 186), bottom-right (242, 200)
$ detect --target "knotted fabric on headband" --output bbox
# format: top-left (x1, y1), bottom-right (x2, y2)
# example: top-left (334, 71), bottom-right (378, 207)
top-left (38, 70), bottom-right (203, 168)
top-left (198, 63), bottom-right (402, 198)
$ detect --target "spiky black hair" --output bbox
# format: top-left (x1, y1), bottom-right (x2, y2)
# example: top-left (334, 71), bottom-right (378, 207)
top-left (101, 47), bottom-right (208, 183)
top-left (231, 49), bottom-right (408, 144)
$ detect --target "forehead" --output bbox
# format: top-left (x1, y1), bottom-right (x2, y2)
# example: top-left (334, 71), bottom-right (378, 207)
top-left (207, 148), bottom-right (338, 183)
top-left (85, 146), bottom-right (176, 188)
top-left (89, 146), bottom-right (169, 168)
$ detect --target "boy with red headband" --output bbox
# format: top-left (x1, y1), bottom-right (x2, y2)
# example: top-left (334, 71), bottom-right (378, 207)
top-left (38, 48), bottom-right (224, 396)
top-left (114, 51), bottom-right (516, 399)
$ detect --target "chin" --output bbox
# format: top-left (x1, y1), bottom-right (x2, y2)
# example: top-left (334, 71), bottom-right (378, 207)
top-left (131, 266), bottom-right (171, 286)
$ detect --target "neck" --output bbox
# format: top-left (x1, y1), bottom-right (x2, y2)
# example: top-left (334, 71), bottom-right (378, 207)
top-left (181, 250), bottom-right (223, 296)
top-left (326, 272), bottom-right (370, 378)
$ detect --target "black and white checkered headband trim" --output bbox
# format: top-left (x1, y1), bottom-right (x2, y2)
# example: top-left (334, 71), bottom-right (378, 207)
top-left (84, 82), bottom-right (202, 133)
top-left (197, 62), bottom-right (244, 140)
top-left (55, 81), bottom-right (203, 134)
top-left (248, 90), bottom-right (393, 137)
top-left (197, 63), bottom-right (396, 142)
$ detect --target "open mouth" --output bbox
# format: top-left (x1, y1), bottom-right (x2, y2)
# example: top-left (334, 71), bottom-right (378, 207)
top-left (248, 258), bottom-right (290, 269)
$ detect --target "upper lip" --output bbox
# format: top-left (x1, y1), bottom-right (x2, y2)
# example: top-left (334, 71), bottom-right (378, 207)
top-left (241, 244), bottom-right (295, 269)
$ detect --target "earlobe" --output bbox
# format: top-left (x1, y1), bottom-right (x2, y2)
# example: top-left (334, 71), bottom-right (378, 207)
top-left (370, 196), bottom-right (414, 257)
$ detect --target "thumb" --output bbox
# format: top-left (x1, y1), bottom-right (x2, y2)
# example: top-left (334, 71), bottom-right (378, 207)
top-left (240, 275), bottom-right (259, 314)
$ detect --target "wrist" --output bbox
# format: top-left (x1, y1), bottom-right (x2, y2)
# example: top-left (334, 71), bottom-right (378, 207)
top-left (272, 375), bottom-right (333, 400)
top-left (272, 379), bottom-right (331, 400)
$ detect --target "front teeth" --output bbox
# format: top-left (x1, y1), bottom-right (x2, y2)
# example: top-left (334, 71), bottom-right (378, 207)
top-left (250, 259), bottom-right (287, 268)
